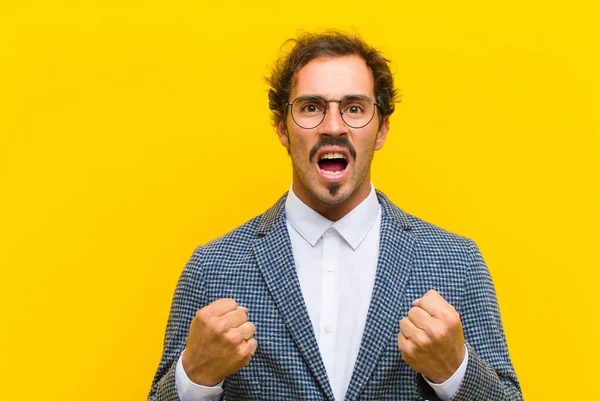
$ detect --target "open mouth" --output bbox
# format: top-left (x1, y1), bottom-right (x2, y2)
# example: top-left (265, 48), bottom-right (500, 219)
top-left (317, 152), bottom-right (349, 175)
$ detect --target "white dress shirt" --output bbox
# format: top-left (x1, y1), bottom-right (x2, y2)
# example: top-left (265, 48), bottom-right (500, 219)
top-left (175, 184), bottom-right (467, 401)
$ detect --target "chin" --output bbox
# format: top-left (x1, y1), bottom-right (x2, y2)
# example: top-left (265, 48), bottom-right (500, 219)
top-left (315, 184), bottom-right (351, 205)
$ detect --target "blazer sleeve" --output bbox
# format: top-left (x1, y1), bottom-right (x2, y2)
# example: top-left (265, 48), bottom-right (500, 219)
top-left (416, 239), bottom-right (523, 401)
top-left (450, 240), bottom-right (523, 400)
top-left (148, 247), bottom-right (210, 401)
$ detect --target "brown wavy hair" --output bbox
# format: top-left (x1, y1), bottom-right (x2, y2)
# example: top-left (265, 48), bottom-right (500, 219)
top-left (267, 30), bottom-right (399, 128)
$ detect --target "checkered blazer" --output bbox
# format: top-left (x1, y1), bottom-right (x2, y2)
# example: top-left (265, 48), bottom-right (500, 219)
top-left (148, 191), bottom-right (522, 401)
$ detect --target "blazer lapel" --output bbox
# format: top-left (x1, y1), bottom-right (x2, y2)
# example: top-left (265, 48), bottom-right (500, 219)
top-left (252, 194), bottom-right (335, 401)
top-left (344, 191), bottom-right (415, 400)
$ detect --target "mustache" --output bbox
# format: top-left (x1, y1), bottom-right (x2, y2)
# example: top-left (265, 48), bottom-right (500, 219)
top-left (309, 137), bottom-right (357, 163)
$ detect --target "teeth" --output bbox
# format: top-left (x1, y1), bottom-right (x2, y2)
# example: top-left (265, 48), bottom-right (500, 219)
top-left (322, 169), bottom-right (343, 175)
top-left (320, 152), bottom-right (346, 160)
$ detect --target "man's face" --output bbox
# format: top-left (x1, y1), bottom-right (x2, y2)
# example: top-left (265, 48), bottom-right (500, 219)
top-left (276, 55), bottom-right (389, 219)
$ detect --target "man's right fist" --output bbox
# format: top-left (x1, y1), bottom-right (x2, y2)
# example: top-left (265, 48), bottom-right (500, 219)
top-left (181, 298), bottom-right (257, 386)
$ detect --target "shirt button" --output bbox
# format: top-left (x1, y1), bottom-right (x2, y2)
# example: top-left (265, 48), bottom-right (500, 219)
top-left (326, 227), bottom-right (335, 234)
top-left (325, 263), bottom-right (334, 272)
top-left (324, 324), bottom-right (332, 333)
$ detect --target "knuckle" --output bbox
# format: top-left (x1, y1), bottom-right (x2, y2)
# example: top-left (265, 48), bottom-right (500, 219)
top-left (400, 348), bottom-right (413, 362)
top-left (236, 345), bottom-right (249, 360)
top-left (452, 311), bottom-right (461, 324)
top-left (436, 307), bottom-right (448, 319)
top-left (196, 308), bottom-right (210, 321)
top-left (238, 310), bottom-right (249, 323)
top-left (214, 319), bottom-right (231, 334)
top-left (429, 326), bottom-right (445, 340)
top-left (222, 298), bottom-right (237, 308)
top-left (244, 326), bottom-right (254, 338)
top-left (226, 330), bottom-right (242, 345)
top-left (443, 310), bottom-right (460, 326)
top-left (415, 333), bottom-right (431, 348)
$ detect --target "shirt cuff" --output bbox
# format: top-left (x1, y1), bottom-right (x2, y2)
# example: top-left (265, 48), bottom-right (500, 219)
top-left (423, 344), bottom-right (469, 401)
top-left (175, 352), bottom-right (224, 401)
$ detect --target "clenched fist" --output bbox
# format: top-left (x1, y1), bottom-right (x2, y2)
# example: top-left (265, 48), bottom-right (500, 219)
top-left (398, 290), bottom-right (465, 383)
top-left (182, 298), bottom-right (257, 386)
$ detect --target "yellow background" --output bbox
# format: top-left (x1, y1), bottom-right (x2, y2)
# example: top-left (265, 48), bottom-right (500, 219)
top-left (1, 1), bottom-right (598, 400)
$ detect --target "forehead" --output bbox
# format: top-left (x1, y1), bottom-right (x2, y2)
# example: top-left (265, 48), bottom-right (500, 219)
top-left (291, 55), bottom-right (375, 99)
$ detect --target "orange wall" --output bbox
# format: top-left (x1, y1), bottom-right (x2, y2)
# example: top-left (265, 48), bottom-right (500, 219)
top-left (1, 1), bottom-right (598, 400)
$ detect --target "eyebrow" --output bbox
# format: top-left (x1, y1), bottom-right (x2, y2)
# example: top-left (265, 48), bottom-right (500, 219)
top-left (294, 93), bottom-right (372, 101)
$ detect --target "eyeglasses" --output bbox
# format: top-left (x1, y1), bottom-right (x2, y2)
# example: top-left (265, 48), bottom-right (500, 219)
top-left (286, 94), bottom-right (379, 129)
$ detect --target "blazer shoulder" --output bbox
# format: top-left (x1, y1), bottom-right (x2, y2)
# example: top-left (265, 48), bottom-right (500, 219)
top-left (377, 190), bottom-right (476, 255)
top-left (377, 191), bottom-right (473, 246)
top-left (195, 192), bottom-right (288, 259)
top-left (199, 214), bottom-right (262, 256)
top-left (406, 213), bottom-right (473, 245)
top-left (403, 212), bottom-right (482, 270)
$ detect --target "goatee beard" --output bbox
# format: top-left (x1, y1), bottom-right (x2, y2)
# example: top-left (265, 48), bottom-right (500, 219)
top-left (327, 183), bottom-right (341, 196)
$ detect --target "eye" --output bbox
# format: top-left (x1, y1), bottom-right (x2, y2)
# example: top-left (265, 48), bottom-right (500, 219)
top-left (344, 103), bottom-right (365, 115)
top-left (302, 103), bottom-right (321, 113)
top-left (347, 105), bottom-right (364, 114)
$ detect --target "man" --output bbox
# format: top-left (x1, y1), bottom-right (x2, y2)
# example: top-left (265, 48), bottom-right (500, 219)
top-left (148, 31), bottom-right (522, 401)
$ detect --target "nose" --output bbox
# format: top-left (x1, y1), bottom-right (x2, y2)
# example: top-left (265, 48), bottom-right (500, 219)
top-left (318, 102), bottom-right (347, 136)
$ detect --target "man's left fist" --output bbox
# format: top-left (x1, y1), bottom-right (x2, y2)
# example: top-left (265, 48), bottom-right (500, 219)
top-left (398, 289), bottom-right (466, 383)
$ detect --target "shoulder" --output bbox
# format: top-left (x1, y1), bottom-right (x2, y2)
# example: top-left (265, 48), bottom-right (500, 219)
top-left (204, 215), bottom-right (261, 249)
top-left (376, 190), bottom-right (486, 307)
top-left (407, 214), bottom-right (474, 249)
top-left (193, 192), bottom-right (288, 261)
top-left (376, 189), bottom-right (474, 245)
top-left (376, 189), bottom-right (477, 258)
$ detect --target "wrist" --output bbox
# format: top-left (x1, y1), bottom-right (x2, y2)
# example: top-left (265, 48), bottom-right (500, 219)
top-left (425, 343), bottom-right (468, 384)
top-left (181, 349), bottom-right (224, 387)
top-left (427, 373), bottom-right (451, 384)
top-left (428, 345), bottom-right (467, 384)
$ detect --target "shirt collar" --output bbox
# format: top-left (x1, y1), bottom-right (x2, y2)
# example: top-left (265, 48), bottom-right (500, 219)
top-left (285, 184), bottom-right (381, 250)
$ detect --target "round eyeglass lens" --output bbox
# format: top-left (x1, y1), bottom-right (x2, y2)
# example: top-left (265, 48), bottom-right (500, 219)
top-left (340, 95), bottom-right (376, 128)
top-left (290, 97), bottom-right (327, 129)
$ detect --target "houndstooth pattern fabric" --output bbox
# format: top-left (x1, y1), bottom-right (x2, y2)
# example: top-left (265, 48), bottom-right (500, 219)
top-left (148, 191), bottom-right (522, 401)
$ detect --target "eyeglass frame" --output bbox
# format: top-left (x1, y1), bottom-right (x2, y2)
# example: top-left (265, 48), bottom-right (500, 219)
top-left (285, 94), bottom-right (380, 129)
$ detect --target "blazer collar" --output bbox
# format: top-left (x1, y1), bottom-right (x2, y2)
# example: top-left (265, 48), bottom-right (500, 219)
top-left (255, 190), bottom-right (415, 401)
top-left (285, 185), bottom-right (381, 250)
top-left (257, 189), bottom-right (412, 235)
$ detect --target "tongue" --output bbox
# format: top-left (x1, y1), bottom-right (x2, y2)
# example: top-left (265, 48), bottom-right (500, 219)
top-left (319, 159), bottom-right (346, 172)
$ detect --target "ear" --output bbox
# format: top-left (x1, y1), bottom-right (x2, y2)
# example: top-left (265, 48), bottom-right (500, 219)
top-left (276, 120), bottom-right (290, 149)
top-left (374, 117), bottom-right (389, 151)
